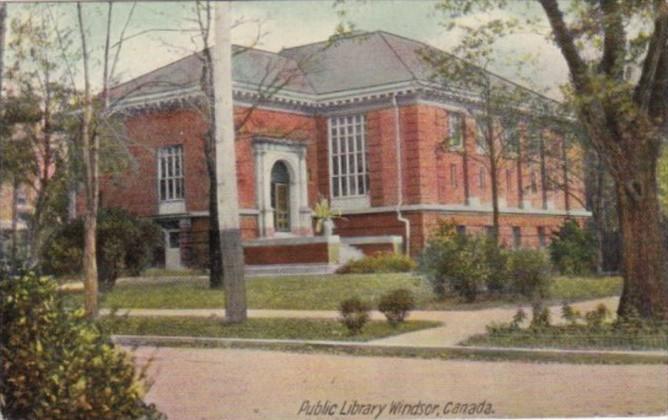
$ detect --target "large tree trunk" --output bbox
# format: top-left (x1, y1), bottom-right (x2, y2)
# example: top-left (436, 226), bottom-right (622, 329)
top-left (615, 164), bottom-right (668, 319)
top-left (213, 1), bottom-right (246, 323)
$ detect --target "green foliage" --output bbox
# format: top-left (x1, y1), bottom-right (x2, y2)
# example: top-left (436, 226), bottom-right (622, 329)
top-left (418, 221), bottom-right (491, 302)
top-left (419, 221), bottom-right (552, 303)
top-left (511, 308), bottom-right (527, 329)
top-left (506, 249), bottom-right (552, 301)
top-left (530, 304), bottom-right (551, 329)
top-left (659, 149), bottom-right (668, 215)
top-left (41, 208), bottom-right (163, 290)
top-left (584, 304), bottom-right (611, 329)
top-left (99, 316), bottom-right (438, 342)
top-left (339, 297), bottom-right (370, 335)
top-left (561, 302), bottom-right (582, 326)
top-left (377, 289), bottom-right (416, 327)
top-left (336, 252), bottom-right (416, 274)
top-left (469, 300), bottom-right (668, 351)
top-left (482, 237), bottom-right (509, 293)
top-left (549, 219), bottom-right (597, 275)
top-left (313, 197), bottom-right (342, 234)
top-left (0, 271), bottom-right (163, 419)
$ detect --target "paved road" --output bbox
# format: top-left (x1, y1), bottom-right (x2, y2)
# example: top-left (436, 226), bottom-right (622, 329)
top-left (132, 346), bottom-right (668, 420)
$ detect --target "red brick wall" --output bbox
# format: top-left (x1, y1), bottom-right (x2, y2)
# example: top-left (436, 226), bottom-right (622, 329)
top-left (244, 242), bottom-right (330, 265)
top-left (99, 105), bottom-right (320, 218)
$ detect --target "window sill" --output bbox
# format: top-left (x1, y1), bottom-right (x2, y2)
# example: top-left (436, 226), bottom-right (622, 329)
top-left (331, 195), bottom-right (370, 211)
top-left (159, 200), bottom-right (186, 215)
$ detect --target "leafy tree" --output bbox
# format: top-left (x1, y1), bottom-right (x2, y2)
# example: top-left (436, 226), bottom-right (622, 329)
top-left (424, 42), bottom-right (571, 242)
top-left (3, 14), bottom-right (82, 267)
top-left (435, 0), bottom-right (668, 319)
top-left (40, 208), bottom-right (163, 290)
top-left (549, 218), bottom-right (597, 275)
top-left (0, 271), bottom-right (163, 419)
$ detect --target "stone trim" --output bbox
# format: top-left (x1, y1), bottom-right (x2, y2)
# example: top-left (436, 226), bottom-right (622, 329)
top-left (341, 235), bottom-right (403, 245)
top-left (243, 234), bottom-right (340, 248)
top-left (336, 204), bottom-right (591, 217)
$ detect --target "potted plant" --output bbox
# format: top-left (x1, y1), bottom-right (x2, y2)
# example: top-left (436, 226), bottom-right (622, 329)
top-left (313, 197), bottom-right (342, 236)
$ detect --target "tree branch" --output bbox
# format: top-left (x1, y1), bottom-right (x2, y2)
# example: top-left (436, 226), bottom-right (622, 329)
top-left (634, 0), bottom-right (668, 111)
top-left (539, 0), bottom-right (590, 92)
top-left (599, 0), bottom-right (626, 80)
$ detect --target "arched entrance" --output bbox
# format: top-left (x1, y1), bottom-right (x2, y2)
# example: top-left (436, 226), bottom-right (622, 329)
top-left (270, 161), bottom-right (290, 232)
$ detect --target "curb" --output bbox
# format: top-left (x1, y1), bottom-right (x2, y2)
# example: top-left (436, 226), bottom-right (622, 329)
top-left (112, 334), bottom-right (668, 365)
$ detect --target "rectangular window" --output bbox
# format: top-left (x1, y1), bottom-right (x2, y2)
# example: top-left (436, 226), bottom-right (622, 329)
top-left (538, 226), bottom-right (547, 248)
top-left (456, 225), bottom-right (467, 236)
top-left (158, 145), bottom-right (185, 201)
top-left (450, 164), bottom-right (458, 188)
top-left (479, 167), bottom-right (486, 190)
top-left (329, 114), bottom-right (368, 198)
top-left (506, 168), bottom-right (512, 193)
top-left (448, 112), bottom-right (463, 149)
top-left (485, 225), bottom-right (495, 238)
top-left (530, 171), bottom-right (538, 193)
top-left (475, 124), bottom-right (486, 154)
top-left (512, 226), bottom-right (522, 249)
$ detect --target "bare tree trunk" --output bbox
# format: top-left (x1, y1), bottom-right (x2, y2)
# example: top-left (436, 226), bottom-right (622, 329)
top-left (561, 137), bottom-right (571, 213)
top-left (196, 1), bottom-right (224, 289)
top-left (77, 2), bottom-right (99, 318)
top-left (0, 2), bottom-right (6, 97)
top-left (102, 1), bottom-right (112, 109)
top-left (486, 115), bottom-right (500, 241)
top-left (10, 176), bottom-right (18, 266)
top-left (213, 1), bottom-right (246, 323)
top-left (207, 160), bottom-right (223, 288)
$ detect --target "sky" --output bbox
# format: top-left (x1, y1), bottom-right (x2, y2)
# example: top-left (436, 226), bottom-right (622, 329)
top-left (4, 0), bottom-right (571, 99)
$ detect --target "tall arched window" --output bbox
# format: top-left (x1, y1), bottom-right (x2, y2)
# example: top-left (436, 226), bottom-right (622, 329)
top-left (271, 161), bottom-right (290, 232)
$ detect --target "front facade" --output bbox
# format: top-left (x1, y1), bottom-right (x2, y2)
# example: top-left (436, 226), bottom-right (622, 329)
top-left (99, 31), bottom-right (589, 269)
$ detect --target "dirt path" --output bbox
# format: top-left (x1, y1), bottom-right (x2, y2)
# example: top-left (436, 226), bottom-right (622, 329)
top-left (131, 346), bottom-right (668, 419)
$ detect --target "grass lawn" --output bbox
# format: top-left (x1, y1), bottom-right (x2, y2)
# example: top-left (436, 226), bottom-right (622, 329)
top-left (90, 273), bottom-right (433, 310)
top-left (61, 273), bottom-right (622, 311)
top-left (461, 325), bottom-right (668, 351)
top-left (100, 316), bottom-right (440, 342)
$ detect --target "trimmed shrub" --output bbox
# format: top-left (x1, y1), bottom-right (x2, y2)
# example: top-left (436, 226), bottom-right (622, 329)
top-left (507, 249), bottom-right (552, 301)
top-left (584, 304), bottom-right (611, 329)
top-left (41, 208), bottom-right (163, 290)
top-left (378, 289), bottom-right (416, 326)
top-left (0, 271), bottom-right (163, 419)
top-left (339, 297), bottom-right (370, 335)
top-left (336, 252), bottom-right (416, 274)
top-left (549, 219), bottom-right (597, 275)
top-left (418, 221), bottom-right (490, 302)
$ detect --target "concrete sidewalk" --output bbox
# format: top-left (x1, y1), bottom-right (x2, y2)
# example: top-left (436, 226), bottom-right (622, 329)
top-left (103, 297), bottom-right (623, 347)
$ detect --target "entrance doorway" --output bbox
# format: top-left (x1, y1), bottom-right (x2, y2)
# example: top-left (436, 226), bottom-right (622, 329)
top-left (271, 161), bottom-right (290, 232)
top-left (164, 229), bottom-right (181, 269)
